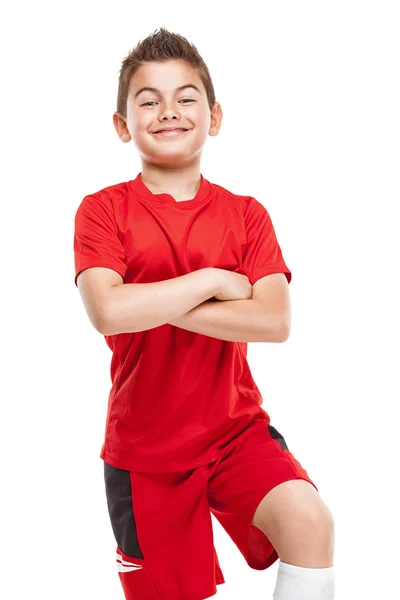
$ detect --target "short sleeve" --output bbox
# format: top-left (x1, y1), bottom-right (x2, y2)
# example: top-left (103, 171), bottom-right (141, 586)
top-left (73, 194), bottom-right (127, 287)
top-left (241, 197), bottom-right (292, 285)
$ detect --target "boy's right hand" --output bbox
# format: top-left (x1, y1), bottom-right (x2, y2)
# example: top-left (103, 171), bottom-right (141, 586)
top-left (212, 269), bottom-right (253, 302)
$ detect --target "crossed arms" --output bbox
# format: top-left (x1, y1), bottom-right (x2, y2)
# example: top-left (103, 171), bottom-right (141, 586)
top-left (90, 267), bottom-right (291, 343)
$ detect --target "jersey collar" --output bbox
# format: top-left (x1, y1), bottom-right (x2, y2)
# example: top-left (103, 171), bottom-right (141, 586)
top-left (129, 172), bottom-right (214, 209)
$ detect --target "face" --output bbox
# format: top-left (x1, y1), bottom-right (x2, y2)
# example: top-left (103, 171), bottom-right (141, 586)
top-left (113, 59), bottom-right (222, 168)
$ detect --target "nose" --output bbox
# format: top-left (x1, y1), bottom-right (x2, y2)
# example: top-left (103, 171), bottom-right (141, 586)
top-left (158, 104), bottom-right (180, 121)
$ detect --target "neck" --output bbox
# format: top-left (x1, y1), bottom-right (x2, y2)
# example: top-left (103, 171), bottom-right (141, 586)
top-left (140, 162), bottom-right (202, 200)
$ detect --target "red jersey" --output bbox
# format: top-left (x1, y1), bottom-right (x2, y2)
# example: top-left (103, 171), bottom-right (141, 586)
top-left (73, 172), bottom-right (292, 472)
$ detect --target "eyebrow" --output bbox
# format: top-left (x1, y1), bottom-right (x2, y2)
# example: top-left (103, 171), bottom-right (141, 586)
top-left (134, 84), bottom-right (201, 99)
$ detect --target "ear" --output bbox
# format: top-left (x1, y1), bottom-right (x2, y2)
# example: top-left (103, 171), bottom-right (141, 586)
top-left (209, 102), bottom-right (223, 136)
top-left (113, 112), bottom-right (131, 143)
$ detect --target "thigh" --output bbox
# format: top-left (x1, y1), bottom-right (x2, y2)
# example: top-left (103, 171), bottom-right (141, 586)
top-left (104, 461), bottom-right (225, 600)
top-left (206, 419), bottom-right (318, 571)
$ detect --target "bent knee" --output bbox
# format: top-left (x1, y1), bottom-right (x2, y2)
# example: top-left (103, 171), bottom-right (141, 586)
top-left (297, 505), bottom-right (334, 544)
top-left (262, 508), bottom-right (334, 567)
top-left (297, 499), bottom-right (334, 530)
top-left (255, 489), bottom-right (335, 548)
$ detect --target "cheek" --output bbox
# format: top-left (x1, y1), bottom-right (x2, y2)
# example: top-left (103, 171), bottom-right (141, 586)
top-left (184, 104), bottom-right (208, 127)
top-left (131, 116), bottom-right (152, 138)
top-left (197, 117), bottom-right (212, 136)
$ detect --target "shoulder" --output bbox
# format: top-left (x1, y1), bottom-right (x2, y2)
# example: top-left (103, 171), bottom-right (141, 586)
top-left (84, 180), bottom-right (131, 203)
top-left (210, 181), bottom-right (256, 210)
top-left (76, 181), bottom-right (132, 215)
top-left (210, 180), bottom-right (269, 220)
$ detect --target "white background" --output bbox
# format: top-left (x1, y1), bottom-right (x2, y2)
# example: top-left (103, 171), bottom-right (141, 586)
top-left (1, 1), bottom-right (399, 598)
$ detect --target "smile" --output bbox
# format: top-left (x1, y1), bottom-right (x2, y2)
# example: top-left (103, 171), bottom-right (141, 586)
top-left (152, 129), bottom-right (191, 137)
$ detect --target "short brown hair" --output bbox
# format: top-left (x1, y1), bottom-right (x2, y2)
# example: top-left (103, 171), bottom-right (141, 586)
top-left (116, 27), bottom-right (216, 119)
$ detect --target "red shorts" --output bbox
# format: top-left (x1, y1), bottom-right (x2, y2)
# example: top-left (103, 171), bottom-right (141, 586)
top-left (104, 418), bottom-right (318, 600)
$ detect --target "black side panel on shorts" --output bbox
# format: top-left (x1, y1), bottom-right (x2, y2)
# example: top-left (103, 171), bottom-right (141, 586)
top-left (103, 461), bottom-right (144, 559)
top-left (267, 423), bottom-right (289, 451)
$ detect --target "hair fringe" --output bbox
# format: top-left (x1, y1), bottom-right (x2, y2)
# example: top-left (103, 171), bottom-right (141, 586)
top-left (116, 27), bottom-right (216, 118)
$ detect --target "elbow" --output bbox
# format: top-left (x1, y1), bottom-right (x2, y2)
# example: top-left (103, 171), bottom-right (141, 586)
top-left (95, 315), bottom-right (110, 336)
top-left (95, 304), bottom-right (115, 336)
top-left (97, 311), bottom-right (120, 336)
top-left (278, 326), bottom-right (290, 343)
top-left (262, 320), bottom-right (289, 343)
top-left (276, 316), bottom-right (291, 343)
top-left (97, 318), bottom-right (111, 336)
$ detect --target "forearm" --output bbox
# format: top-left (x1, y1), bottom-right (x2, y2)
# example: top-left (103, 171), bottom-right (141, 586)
top-left (168, 298), bottom-right (284, 343)
top-left (102, 269), bottom-right (220, 335)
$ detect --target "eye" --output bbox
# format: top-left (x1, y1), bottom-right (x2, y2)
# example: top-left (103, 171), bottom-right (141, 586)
top-left (141, 99), bottom-right (195, 107)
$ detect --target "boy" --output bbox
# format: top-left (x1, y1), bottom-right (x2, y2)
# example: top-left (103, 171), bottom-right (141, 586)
top-left (73, 27), bottom-right (335, 600)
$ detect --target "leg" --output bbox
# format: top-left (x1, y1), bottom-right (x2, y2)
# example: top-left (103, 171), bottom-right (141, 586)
top-left (251, 479), bottom-right (335, 568)
top-left (104, 461), bottom-right (222, 600)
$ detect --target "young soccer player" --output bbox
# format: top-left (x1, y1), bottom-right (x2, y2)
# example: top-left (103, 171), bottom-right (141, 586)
top-left (74, 27), bottom-right (335, 600)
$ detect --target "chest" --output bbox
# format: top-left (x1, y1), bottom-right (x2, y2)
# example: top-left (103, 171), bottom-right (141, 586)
top-left (115, 199), bottom-right (247, 282)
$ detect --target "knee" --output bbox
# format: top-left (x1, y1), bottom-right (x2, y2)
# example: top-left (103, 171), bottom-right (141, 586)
top-left (262, 501), bottom-right (335, 561)
top-left (286, 502), bottom-right (335, 566)
top-left (301, 504), bottom-right (335, 553)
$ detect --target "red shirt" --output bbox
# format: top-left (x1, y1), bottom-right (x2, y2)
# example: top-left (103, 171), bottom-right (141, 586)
top-left (73, 172), bottom-right (292, 472)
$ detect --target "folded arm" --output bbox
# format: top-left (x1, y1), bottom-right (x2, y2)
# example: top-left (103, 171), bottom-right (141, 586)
top-left (168, 273), bottom-right (290, 343)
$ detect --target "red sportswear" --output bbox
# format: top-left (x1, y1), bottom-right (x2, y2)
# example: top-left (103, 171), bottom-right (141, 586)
top-left (73, 172), bottom-right (291, 472)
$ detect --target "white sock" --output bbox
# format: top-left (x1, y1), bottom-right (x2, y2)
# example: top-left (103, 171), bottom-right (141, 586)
top-left (273, 560), bottom-right (335, 599)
